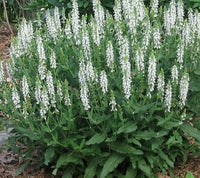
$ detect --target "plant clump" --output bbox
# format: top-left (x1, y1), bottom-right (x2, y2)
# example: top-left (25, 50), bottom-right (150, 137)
top-left (1, 0), bottom-right (200, 177)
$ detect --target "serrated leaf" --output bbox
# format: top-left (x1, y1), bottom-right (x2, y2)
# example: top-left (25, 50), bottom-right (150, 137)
top-left (127, 138), bottom-right (142, 147)
top-left (180, 123), bottom-right (200, 143)
top-left (84, 157), bottom-right (105, 178)
top-left (138, 159), bottom-right (151, 176)
top-left (86, 133), bottom-right (106, 145)
top-left (116, 122), bottom-right (137, 134)
top-left (110, 143), bottom-right (143, 155)
top-left (44, 148), bottom-right (55, 166)
top-left (158, 150), bottom-right (174, 167)
top-left (135, 130), bottom-right (157, 140)
top-left (100, 154), bottom-right (125, 178)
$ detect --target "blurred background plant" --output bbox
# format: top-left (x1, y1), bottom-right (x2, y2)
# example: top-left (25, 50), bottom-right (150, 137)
top-left (1, 0), bottom-right (200, 27)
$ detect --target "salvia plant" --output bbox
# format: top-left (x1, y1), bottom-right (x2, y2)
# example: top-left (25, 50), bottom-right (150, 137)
top-left (1, 0), bottom-right (200, 177)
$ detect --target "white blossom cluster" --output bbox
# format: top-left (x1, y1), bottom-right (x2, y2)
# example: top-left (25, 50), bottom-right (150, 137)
top-left (78, 59), bottom-right (90, 110)
top-left (135, 47), bottom-right (145, 74)
top-left (37, 36), bottom-right (46, 80)
top-left (46, 71), bottom-right (56, 107)
top-left (119, 37), bottom-right (132, 99)
top-left (171, 65), bottom-right (179, 85)
top-left (92, 0), bottom-right (105, 40)
top-left (148, 53), bottom-right (157, 97)
top-left (7, 0), bottom-right (196, 117)
top-left (165, 81), bottom-right (172, 112)
top-left (71, 0), bottom-right (81, 45)
top-left (179, 72), bottom-right (189, 107)
top-left (12, 85), bottom-right (21, 109)
top-left (100, 70), bottom-right (108, 94)
top-left (157, 69), bottom-right (165, 100)
top-left (10, 20), bottom-right (33, 58)
top-left (106, 41), bottom-right (115, 72)
top-left (22, 75), bottom-right (29, 102)
top-left (46, 7), bottom-right (61, 41)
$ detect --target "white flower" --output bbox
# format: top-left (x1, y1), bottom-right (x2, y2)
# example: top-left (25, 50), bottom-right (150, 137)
top-left (57, 81), bottom-right (63, 100)
top-left (37, 36), bottom-right (46, 60)
top-left (78, 59), bottom-right (90, 110)
top-left (135, 47), bottom-right (145, 74)
top-left (153, 26), bottom-right (161, 49)
top-left (6, 62), bottom-right (13, 81)
top-left (92, 0), bottom-right (105, 39)
top-left (0, 61), bottom-right (4, 84)
top-left (177, 0), bottom-right (184, 26)
top-left (171, 65), bottom-right (179, 85)
top-left (40, 86), bottom-right (49, 119)
top-left (82, 18), bottom-right (91, 60)
top-left (177, 41), bottom-right (184, 67)
top-left (71, 0), bottom-right (81, 45)
top-left (179, 72), bottom-right (189, 107)
top-left (37, 36), bottom-right (46, 80)
top-left (35, 77), bottom-right (42, 104)
top-left (109, 92), bottom-right (117, 112)
top-left (46, 9), bottom-right (58, 40)
top-left (106, 41), bottom-right (115, 72)
top-left (64, 89), bottom-right (71, 106)
top-left (12, 85), bottom-right (21, 109)
top-left (65, 19), bottom-right (72, 39)
top-left (114, 0), bottom-right (122, 21)
top-left (54, 7), bottom-right (61, 31)
top-left (142, 20), bottom-right (151, 53)
top-left (165, 81), bottom-right (172, 112)
top-left (120, 37), bottom-right (132, 99)
top-left (157, 69), bottom-right (165, 99)
top-left (50, 50), bottom-right (57, 69)
top-left (22, 75), bottom-right (29, 102)
top-left (91, 18), bottom-right (100, 46)
top-left (86, 60), bottom-right (95, 82)
top-left (182, 22), bottom-right (191, 47)
top-left (100, 70), bottom-right (108, 94)
top-left (10, 20), bottom-right (34, 58)
top-left (151, 0), bottom-right (159, 17)
top-left (148, 53), bottom-right (157, 95)
top-left (22, 102), bottom-right (28, 119)
top-left (80, 83), bottom-right (90, 110)
top-left (46, 71), bottom-right (56, 107)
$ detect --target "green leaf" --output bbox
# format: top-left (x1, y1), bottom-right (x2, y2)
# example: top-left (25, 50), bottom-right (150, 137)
top-left (16, 127), bottom-right (39, 141)
top-left (116, 122), bottom-right (137, 134)
top-left (100, 154), bottom-right (125, 178)
top-left (186, 172), bottom-right (195, 178)
top-left (53, 153), bottom-right (83, 175)
top-left (127, 138), bottom-right (142, 147)
top-left (84, 157), bottom-right (105, 178)
top-left (158, 150), bottom-right (174, 167)
top-left (44, 148), bottom-right (55, 166)
top-left (180, 123), bottom-right (200, 143)
top-left (138, 159), bottom-right (151, 177)
top-left (86, 133), bottom-right (107, 145)
top-left (125, 166), bottom-right (137, 178)
top-left (135, 130), bottom-right (157, 140)
top-left (15, 161), bottom-right (30, 176)
top-left (110, 143), bottom-right (143, 155)
top-left (62, 166), bottom-right (75, 178)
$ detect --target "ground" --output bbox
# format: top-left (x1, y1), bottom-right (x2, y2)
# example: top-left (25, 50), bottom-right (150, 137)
top-left (0, 25), bottom-right (200, 178)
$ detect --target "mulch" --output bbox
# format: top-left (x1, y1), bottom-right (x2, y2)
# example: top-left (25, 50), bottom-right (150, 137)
top-left (0, 24), bottom-right (200, 178)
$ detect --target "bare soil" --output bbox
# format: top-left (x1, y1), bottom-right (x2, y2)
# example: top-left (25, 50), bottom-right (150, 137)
top-left (0, 24), bottom-right (200, 178)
